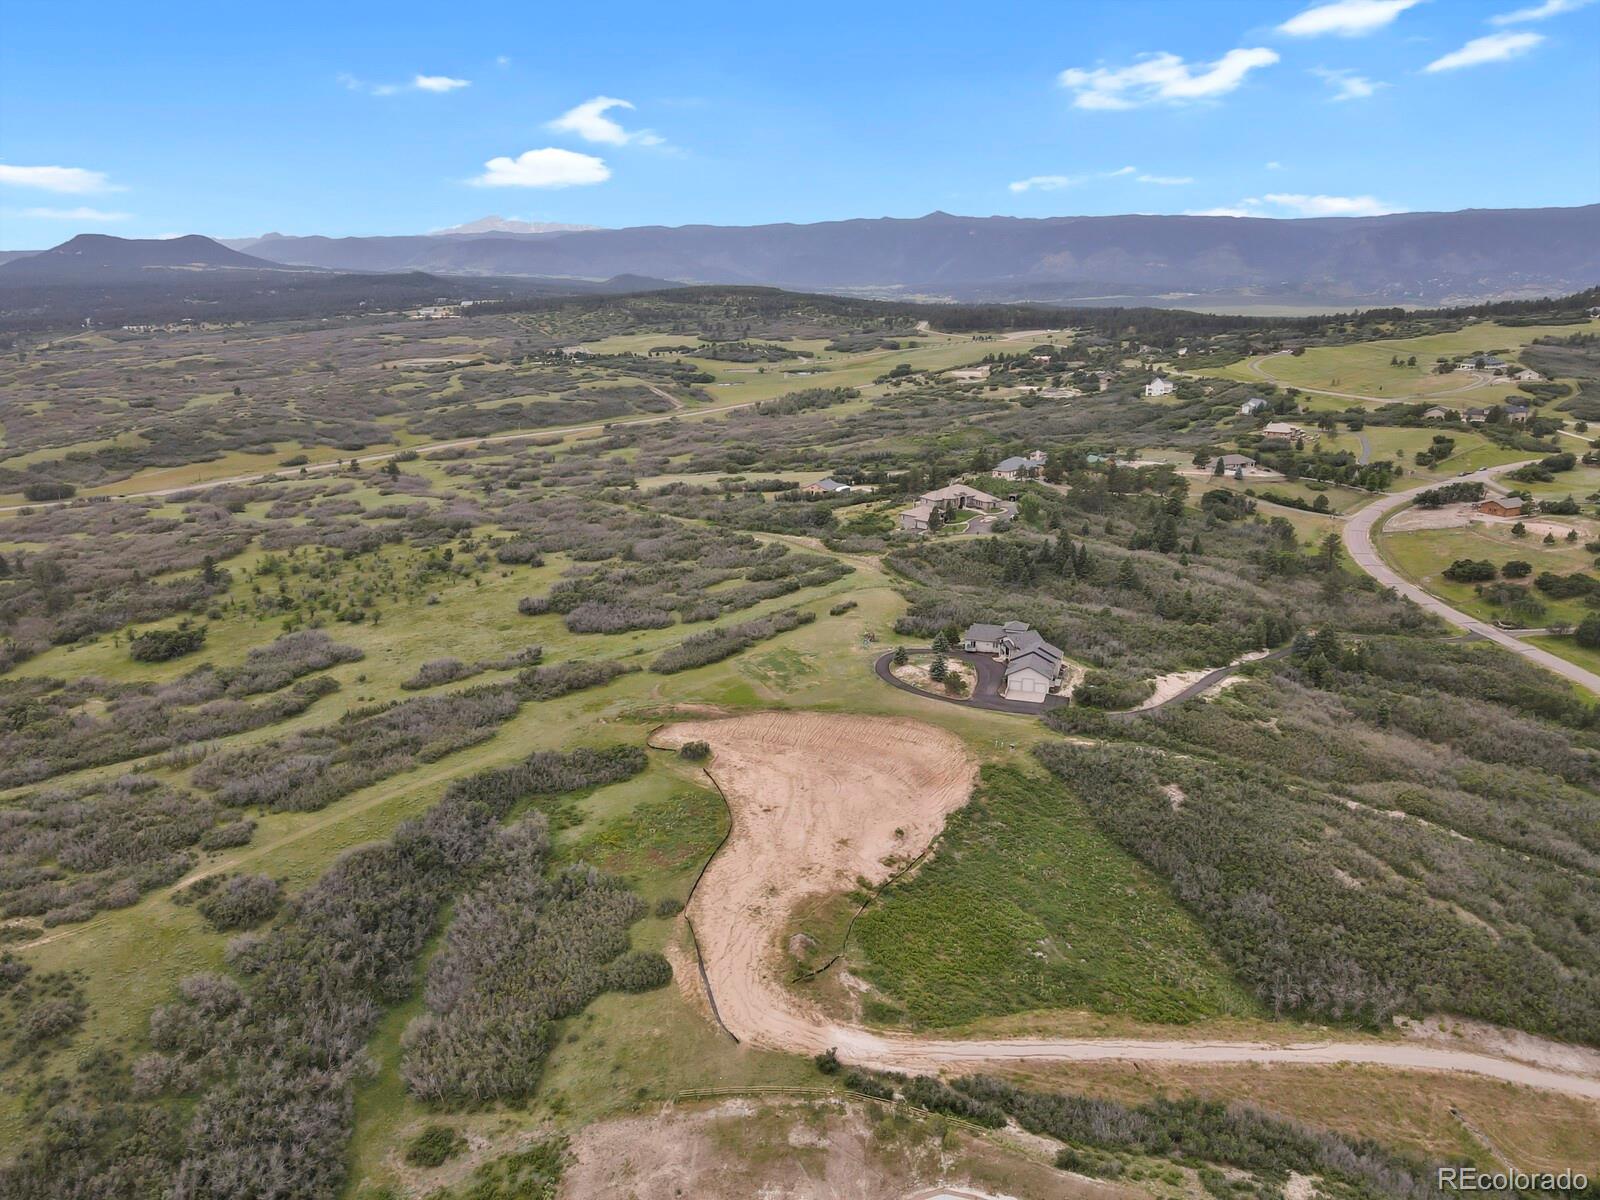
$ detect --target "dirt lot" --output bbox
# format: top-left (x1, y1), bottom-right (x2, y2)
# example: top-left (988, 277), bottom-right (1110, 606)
top-left (1385, 500), bottom-right (1595, 540)
top-left (653, 712), bottom-right (977, 1052)
top-left (561, 1097), bottom-right (1122, 1200)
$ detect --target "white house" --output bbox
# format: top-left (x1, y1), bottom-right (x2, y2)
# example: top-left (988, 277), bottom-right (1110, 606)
top-left (1239, 397), bottom-right (1268, 415)
top-left (1513, 368), bottom-right (1542, 382)
top-left (1143, 377), bottom-right (1176, 398)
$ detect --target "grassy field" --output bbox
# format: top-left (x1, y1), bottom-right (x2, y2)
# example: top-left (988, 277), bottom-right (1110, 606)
top-left (1378, 520), bottom-right (1598, 627)
top-left (847, 765), bottom-right (1257, 1028)
top-left (1207, 319), bottom-right (1598, 405)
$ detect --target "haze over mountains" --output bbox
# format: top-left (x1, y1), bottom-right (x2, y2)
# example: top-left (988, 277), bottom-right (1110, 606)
top-left (225, 205), bottom-right (1600, 307)
top-left (3, 205), bottom-right (1596, 308)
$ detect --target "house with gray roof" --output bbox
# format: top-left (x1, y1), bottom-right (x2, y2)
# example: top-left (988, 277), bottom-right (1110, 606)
top-left (961, 620), bottom-right (1065, 702)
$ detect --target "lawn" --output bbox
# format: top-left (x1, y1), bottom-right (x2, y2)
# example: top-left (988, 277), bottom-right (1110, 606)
top-left (1207, 319), bottom-right (1597, 404)
top-left (1379, 521), bottom-right (1599, 627)
top-left (847, 765), bottom-right (1257, 1029)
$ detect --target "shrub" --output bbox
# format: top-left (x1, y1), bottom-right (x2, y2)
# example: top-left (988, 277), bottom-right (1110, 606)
top-left (404, 1125), bottom-right (466, 1168)
top-left (678, 740), bottom-right (711, 762)
top-left (829, 600), bottom-right (858, 616)
top-left (401, 658), bottom-right (476, 691)
top-left (515, 660), bottom-right (634, 700)
top-left (1502, 559), bottom-right (1533, 578)
top-left (199, 820), bottom-right (255, 851)
top-left (563, 602), bottom-right (674, 634)
top-left (194, 874), bottom-right (281, 932)
top-left (651, 608), bottom-right (815, 674)
top-left (129, 626), bottom-right (207, 662)
top-left (653, 897), bottom-right (682, 918)
top-left (1442, 559), bottom-right (1497, 582)
top-left (22, 482), bottom-right (75, 502)
top-left (602, 950), bottom-right (673, 993)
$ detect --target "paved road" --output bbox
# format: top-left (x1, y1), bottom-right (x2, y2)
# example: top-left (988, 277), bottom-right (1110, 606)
top-left (874, 647), bottom-right (1283, 718)
top-left (1342, 462), bottom-right (1600, 694)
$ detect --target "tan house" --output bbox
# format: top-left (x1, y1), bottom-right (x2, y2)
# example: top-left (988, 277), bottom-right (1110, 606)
top-left (921, 483), bottom-right (1003, 512)
top-left (899, 501), bottom-right (938, 532)
top-left (800, 477), bottom-right (850, 496)
top-left (1261, 421), bottom-right (1313, 440)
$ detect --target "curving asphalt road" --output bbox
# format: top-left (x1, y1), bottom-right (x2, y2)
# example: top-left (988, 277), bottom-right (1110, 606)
top-left (1342, 462), bottom-right (1600, 694)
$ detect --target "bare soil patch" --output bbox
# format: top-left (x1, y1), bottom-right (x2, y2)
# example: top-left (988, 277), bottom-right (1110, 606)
top-left (653, 712), bottom-right (977, 1051)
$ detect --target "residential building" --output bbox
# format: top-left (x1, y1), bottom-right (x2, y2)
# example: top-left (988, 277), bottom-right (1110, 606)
top-left (898, 501), bottom-right (938, 532)
top-left (800, 478), bottom-right (850, 495)
top-left (949, 364), bottom-right (991, 382)
top-left (992, 453), bottom-right (1044, 482)
top-left (1466, 407), bottom-right (1491, 424)
top-left (1513, 368), bottom-right (1542, 382)
top-left (1238, 397), bottom-right (1268, 415)
top-left (1477, 497), bottom-right (1524, 518)
top-left (1422, 406), bottom-right (1451, 420)
top-left (1143, 377), bottom-right (1176, 398)
top-left (921, 483), bottom-right (1002, 512)
top-left (1261, 421), bottom-right (1311, 440)
top-left (1212, 454), bottom-right (1257, 474)
top-left (1504, 405), bottom-right (1532, 423)
top-left (960, 620), bottom-right (1065, 703)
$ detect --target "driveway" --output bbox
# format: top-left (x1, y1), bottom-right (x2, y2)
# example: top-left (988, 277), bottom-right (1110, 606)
top-left (962, 501), bottom-right (1017, 536)
top-left (1342, 463), bottom-right (1600, 694)
top-left (875, 649), bottom-right (1068, 714)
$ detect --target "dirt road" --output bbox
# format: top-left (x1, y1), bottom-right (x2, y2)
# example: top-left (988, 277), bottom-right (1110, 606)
top-left (1342, 462), bottom-right (1600, 694)
top-left (657, 711), bottom-right (1600, 1102)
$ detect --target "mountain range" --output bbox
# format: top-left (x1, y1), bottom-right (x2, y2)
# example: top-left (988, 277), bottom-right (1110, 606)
top-left (3, 205), bottom-right (1596, 307)
top-left (221, 206), bottom-right (1600, 306)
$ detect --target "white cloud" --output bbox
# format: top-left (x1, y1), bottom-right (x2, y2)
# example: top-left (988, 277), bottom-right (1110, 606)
top-left (1266, 160), bottom-right (1285, 170)
top-left (1490, 0), bottom-right (1593, 24)
top-left (1058, 47), bottom-right (1279, 110)
top-left (1190, 193), bottom-right (1396, 218)
top-left (1312, 67), bottom-right (1387, 100)
top-left (470, 148), bottom-right (611, 188)
top-left (413, 74), bottom-right (470, 93)
top-left (0, 164), bottom-right (120, 194)
top-left (1008, 165), bottom-right (1144, 192)
top-left (1278, 0), bottom-right (1423, 36)
top-left (1138, 174), bottom-right (1194, 185)
top-left (547, 96), bottom-right (663, 146)
top-left (495, 55), bottom-right (512, 67)
top-left (1009, 175), bottom-right (1078, 193)
top-left (1262, 192), bottom-right (1395, 216)
top-left (340, 72), bottom-right (470, 96)
top-left (1424, 31), bottom-right (1544, 71)
top-left (14, 206), bottom-right (131, 221)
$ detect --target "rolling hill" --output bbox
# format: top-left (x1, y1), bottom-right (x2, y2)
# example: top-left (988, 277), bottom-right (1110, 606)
top-left (0, 233), bottom-right (301, 283)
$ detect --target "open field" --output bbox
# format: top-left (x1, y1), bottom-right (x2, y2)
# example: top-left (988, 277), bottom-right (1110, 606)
top-left (1378, 519), bottom-right (1599, 628)
top-left (1207, 319), bottom-right (1598, 405)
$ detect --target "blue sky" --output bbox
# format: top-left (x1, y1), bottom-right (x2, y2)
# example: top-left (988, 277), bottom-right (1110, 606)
top-left (1, 0), bottom-right (1597, 246)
